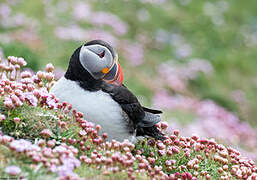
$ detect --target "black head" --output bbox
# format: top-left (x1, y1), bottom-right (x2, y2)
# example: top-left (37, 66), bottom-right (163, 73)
top-left (64, 40), bottom-right (123, 91)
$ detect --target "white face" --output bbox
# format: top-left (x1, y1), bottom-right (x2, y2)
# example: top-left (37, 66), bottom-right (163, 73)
top-left (79, 44), bottom-right (115, 79)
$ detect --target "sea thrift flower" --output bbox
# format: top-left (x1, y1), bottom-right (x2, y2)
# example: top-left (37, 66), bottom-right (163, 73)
top-left (0, 114), bottom-right (6, 122)
top-left (17, 57), bottom-right (27, 67)
top-left (0, 53), bottom-right (256, 179)
top-left (45, 63), bottom-right (54, 73)
top-left (47, 140), bottom-right (56, 148)
top-left (36, 71), bottom-right (45, 79)
top-left (21, 71), bottom-right (32, 79)
top-left (4, 99), bottom-right (13, 109)
top-left (41, 129), bottom-right (52, 138)
top-left (13, 117), bottom-right (20, 123)
top-left (45, 72), bottom-right (54, 82)
top-left (95, 124), bottom-right (101, 132)
top-left (14, 64), bottom-right (20, 71)
top-left (5, 166), bottom-right (21, 176)
top-left (160, 121), bottom-right (168, 130)
top-left (174, 129), bottom-right (180, 136)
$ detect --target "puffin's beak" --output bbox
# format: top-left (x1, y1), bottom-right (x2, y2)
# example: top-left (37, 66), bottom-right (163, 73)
top-left (103, 59), bottom-right (123, 86)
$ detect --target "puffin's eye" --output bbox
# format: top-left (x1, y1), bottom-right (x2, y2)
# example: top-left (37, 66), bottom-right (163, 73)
top-left (98, 50), bottom-right (105, 58)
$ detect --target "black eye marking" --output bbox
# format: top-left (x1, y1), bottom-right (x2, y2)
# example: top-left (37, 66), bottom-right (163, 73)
top-left (98, 50), bottom-right (105, 58)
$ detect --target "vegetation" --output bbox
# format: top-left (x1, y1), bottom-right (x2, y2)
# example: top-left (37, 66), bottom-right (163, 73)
top-left (0, 0), bottom-right (257, 179)
top-left (0, 56), bottom-right (255, 179)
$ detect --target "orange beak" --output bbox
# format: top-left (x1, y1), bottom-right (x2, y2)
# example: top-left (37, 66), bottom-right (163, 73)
top-left (103, 59), bottom-right (123, 86)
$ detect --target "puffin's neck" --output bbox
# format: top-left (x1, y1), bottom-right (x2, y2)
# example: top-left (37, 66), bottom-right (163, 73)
top-left (64, 46), bottom-right (103, 92)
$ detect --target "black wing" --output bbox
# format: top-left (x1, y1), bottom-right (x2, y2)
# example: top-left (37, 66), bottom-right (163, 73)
top-left (101, 83), bottom-right (145, 126)
top-left (142, 107), bottom-right (162, 114)
top-left (101, 83), bottom-right (162, 127)
top-left (101, 83), bottom-right (165, 140)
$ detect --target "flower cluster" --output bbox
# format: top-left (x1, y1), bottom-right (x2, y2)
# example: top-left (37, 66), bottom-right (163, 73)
top-left (0, 58), bottom-right (55, 111)
top-left (1, 136), bottom-right (80, 178)
top-left (0, 1), bottom-right (39, 46)
top-left (157, 59), bottom-right (213, 92)
top-left (5, 165), bottom-right (21, 176)
top-left (72, 1), bottom-right (128, 36)
top-left (0, 56), bottom-right (256, 179)
top-left (153, 91), bottom-right (257, 160)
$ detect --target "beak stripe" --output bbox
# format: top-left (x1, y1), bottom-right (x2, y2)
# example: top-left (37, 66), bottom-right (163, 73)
top-left (103, 63), bottom-right (117, 80)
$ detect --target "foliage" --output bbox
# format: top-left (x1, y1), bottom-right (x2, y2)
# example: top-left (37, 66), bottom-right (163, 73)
top-left (0, 56), bottom-right (255, 179)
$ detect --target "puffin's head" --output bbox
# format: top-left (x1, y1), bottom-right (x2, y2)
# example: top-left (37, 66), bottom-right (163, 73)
top-left (66, 40), bottom-right (123, 86)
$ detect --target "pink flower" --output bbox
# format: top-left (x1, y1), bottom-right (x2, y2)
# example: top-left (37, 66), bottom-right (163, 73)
top-left (45, 63), bottom-right (54, 73)
top-left (45, 72), bottom-right (54, 82)
top-left (17, 57), bottom-right (27, 67)
top-left (4, 98), bottom-right (14, 109)
top-left (90, 12), bottom-right (128, 35)
top-left (24, 92), bottom-right (38, 107)
top-left (55, 25), bottom-right (86, 41)
top-left (0, 4), bottom-right (11, 19)
top-left (0, 114), bottom-right (6, 122)
top-left (5, 166), bottom-right (21, 176)
top-left (41, 129), bottom-right (52, 138)
top-left (13, 117), bottom-right (20, 124)
top-left (120, 41), bottom-right (144, 66)
top-left (72, 2), bottom-right (91, 20)
top-left (160, 121), bottom-right (168, 130)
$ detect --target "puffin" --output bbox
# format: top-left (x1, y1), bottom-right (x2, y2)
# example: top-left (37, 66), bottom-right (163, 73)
top-left (50, 40), bottom-right (165, 142)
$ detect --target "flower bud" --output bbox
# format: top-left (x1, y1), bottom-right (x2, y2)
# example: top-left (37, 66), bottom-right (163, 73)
top-left (36, 71), bottom-right (45, 79)
top-left (17, 57), bottom-right (27, 66)
top-left (173, 129), bottom-right (179, 136)
top-left (45, 63), bottom-right (54, 72)
top-left (13, 117), bottom-right (20, 124)
top-left (160, 121), bottom-right (168, 130)
top-left (0, 114), bottom-right (6, 122)
top-left (41, 129), bottom-right (52, 138)
top-left (47, 140), bottom-right (55, 148)
top-left (21, 71), bottom-right (32, 79)
top-left (45, 73), bottom-right (54, 82)
top-left (15, 64), bottom-right (20, 70)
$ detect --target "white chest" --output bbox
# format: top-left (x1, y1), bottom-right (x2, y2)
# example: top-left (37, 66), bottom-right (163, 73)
top-left (50, 77), bottom-right (135, 141)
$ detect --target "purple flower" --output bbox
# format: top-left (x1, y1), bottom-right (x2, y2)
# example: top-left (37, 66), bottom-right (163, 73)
top-left (57, 165), bottom-right (76, 177)
top-left (54, 155), bottom-right (81, 177)
top-left (24, 92), bottom-right (38, 107)
top-left (53, 145), bottom-right (67, 154)
top-left (61, 156), bottom-right (81, 169)
top-left (90, 12), bottom-right (128, 35)
top-left (120, 41), bottom-right (144, 66)
top-left (0, 4), bottom-right (11, 19)
top-left (50, 164), bottom-right (57, 173)
top-left (5, 165), bottom-right (21, 176)
top-left (55, 25), bottom-right (86, 41)
top-left (46, 96), bottom-right (57, 109)
top-left (176, 43), bottom-right (192, 58)
top-left (73, 2), bottom-right (91, 20)
top-left (85, 29), bottom-right (118, 47)
top-left (9, 139), bottom-right (38, 152)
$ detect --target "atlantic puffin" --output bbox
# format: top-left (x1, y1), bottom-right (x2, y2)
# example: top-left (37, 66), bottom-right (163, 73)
top-left (51, 40), bottom-right (165, 142)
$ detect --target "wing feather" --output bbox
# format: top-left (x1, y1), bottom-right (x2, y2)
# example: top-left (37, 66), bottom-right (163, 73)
top-left (101, 82), bottom-right (165, 140)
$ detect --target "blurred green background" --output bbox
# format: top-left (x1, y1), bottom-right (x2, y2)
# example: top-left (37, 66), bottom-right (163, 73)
top-left (0, 0), bottom-right (257, 128)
